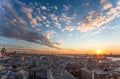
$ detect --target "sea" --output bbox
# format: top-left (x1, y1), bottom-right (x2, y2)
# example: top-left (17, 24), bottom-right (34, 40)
top-left (107, 57), bottom-right (120, 61)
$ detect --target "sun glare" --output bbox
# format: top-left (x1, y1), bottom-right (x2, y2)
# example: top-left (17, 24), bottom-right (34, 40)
top-left (96, 49), bottom-right (103, 55)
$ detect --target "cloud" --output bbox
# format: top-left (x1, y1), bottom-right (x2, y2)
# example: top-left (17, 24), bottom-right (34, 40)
top-left (0, 44), bottom-right (24, 48)
top-left (45, 30), bottom-right (56, 39)
top-left (15, 0), bottom-right (26, 6)
top-left (0, 1), bottom-right (26, 25)
top-left (68, 33), bottom-right (72, 37)
top-left (107, 26), bottom-right (119, 30)
top-left (21, 7), bottom-right (37, 26)
top-left (53, 40), bottom-right (63, 46)
top-left (36, 16), bottom-right (42, 21)
top-left (0, 25), bottom-right (60, 49)
top-left (101, 0), bottom-right (112, 10)
top-left (80, 24), bottom-right (119, 38)
top-left (0, 44), bottom-right (39, 52)
top-left (117, 0), bottom-right (120, 6)
top-left (42, 15), bottom-right (47, 20)
top-left (100, 0), bottom-right (106, 3)
top-left (76, 13), bottom-right (103, 32)
top-left (76, 25), bottom-right (94, 32)
top-left (91, 26), bottom-right (106, 36)
top-left (0, 1), bottom-right (60, 49)
top-left (102, 2), bottom-right (112, 10)
top-left (63, 5), bottom-right (71, 11)
top-left (101, 7), bottom-right (120, 25)
top-left (54, 6), bottom-right (58, 10)
top-left (49, 14), bottom-right (61, 28)
top-left (60, 13), bottom-right (74, 25)
top-left (41, 6), bottom-right (47, 10)
top-left (62, 26), bottom-right (74, 31)
top-left (76, 3), bottom-right (120, 32)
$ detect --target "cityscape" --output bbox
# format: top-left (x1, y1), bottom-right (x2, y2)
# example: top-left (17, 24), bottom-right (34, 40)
top-left (0, 0), bottom-right (120, 79)
top-left (0, 48), bottom-right (120, 79)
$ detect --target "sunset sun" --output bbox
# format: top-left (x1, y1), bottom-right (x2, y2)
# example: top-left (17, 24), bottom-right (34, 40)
top-left (96, 49), bottom-right (103, 55)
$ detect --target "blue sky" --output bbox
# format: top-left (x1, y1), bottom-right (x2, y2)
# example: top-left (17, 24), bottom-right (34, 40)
top-left (0, 0), bottom-right (120, 54)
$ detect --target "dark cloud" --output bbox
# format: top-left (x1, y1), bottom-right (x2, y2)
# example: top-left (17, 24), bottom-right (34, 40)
top-left (0, 44), bottom-right (24, 48)
top-left (0, 25), bottom-right (60, 49)
top-left (0, 1), bottom-right (60, 49)
top-left (0, 44), bottom-right (36, 52)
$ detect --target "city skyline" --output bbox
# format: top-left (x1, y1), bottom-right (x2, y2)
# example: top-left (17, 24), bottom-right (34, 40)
top-left (0, 0), bottom-right (120, 54)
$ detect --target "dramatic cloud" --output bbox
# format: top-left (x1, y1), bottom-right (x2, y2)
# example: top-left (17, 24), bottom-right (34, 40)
top-left (0, 44), bottom-right (24, 48)
top-left (0, 1), bottom-right (60, 49)
top-left (21, 7), bottom-right (38, 26)
top-left (0, 25), bottom-right (60, 49)
top-left (76, 13), bottom-right (103, 32)
top-left (0, 0), bottom-right (120, 52)
top-left (76, 2), bottom-right (120, 32)
top-left (0, 1), bottom-right (26, 25)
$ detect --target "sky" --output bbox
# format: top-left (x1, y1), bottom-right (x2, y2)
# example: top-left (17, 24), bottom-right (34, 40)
top-left (0, 0), bottom-right (120, 54)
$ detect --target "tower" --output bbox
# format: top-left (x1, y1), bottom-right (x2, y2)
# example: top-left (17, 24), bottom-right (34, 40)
top-left (1, 48), bottom-right (7, 56)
